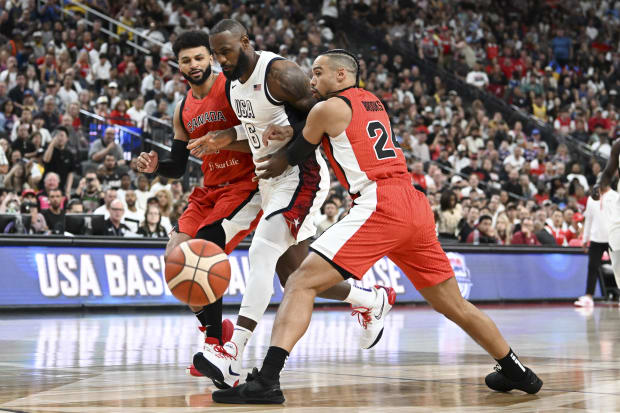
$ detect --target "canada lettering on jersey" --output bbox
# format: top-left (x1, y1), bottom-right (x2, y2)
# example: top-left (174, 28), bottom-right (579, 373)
top-left (234, 99), bottom-right (256, 119)
top-left (186, 111), bottom-right (227, 133)
top-left (361, 100), bottom-right (385, 112)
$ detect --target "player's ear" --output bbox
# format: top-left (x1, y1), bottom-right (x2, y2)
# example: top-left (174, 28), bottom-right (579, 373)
top-left (240, 34), bottom-right (250, 49)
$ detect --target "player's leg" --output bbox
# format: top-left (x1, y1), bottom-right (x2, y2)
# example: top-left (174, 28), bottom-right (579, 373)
top-left (193, 213), bottom-right (294, 387)
top-left (395, 188), bottom-right (541, 394)
top-left (417, 276), bottom-right (541, 393)
top-left (275, 239), bottom-right (373, 303)
top-left (610, 246), bottom-right (620, 288)
top-left (211, 252), bottom-right (346, 404)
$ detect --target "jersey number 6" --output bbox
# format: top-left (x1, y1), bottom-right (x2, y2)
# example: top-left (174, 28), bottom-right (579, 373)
top-left (245, 123), bottom-right (261, 149)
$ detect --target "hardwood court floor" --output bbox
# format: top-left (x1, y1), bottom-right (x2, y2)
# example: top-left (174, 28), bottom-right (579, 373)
top-left (1, 304), bottom-right (620, 412)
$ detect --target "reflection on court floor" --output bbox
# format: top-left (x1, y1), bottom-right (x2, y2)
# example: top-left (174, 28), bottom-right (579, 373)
top-left (2, 305), bottom-right (620, 412)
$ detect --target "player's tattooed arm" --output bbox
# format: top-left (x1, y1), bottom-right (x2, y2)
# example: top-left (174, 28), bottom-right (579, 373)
top-left (593, 139), bottom-right (620, 200)
top-left (266, 60), bottom-right (316, 113)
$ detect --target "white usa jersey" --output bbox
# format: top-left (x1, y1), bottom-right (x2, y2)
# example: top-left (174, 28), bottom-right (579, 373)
top-left (228, 51), bottom-right (292, 163)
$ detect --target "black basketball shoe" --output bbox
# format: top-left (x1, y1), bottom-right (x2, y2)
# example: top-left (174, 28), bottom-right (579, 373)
top-left (212, 368), bottom-right (285, 404)
top-left (485, 364), bottom-right (543, 394)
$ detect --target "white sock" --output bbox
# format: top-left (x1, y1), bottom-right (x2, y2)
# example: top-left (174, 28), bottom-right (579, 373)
top-left (344, 285), bottom-right (377, 308)
top-left (230, 325), bottom-right (252, 358)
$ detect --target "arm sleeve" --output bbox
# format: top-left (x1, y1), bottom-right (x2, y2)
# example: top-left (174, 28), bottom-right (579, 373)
top-left (156, 139), bottom-right (190, 179)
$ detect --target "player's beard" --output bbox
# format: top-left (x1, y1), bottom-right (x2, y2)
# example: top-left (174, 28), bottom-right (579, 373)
top-left (222, 48), bottom-right (250, 81)
top-left (182, 65), bottom-right (212, 85)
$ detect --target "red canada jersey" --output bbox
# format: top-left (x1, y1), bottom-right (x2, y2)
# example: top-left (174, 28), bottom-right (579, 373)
top-left (321, 88), bottom-right (409, 196)
top-left (180, 72), bottom-right (255, 187)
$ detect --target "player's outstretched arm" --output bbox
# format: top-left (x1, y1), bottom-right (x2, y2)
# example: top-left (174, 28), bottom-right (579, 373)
top-left (593, 139), bottom-right (620, 200)
top-left (137, 102), bottom-right (189, 178)
top-left (254, 98), bottom-right (351, 181)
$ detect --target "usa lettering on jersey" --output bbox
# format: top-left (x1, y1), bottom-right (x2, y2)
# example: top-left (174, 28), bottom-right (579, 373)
top-left (234, 99), bottom-right (256, 119)
top-left (186, 111), bottom-right (227, 133)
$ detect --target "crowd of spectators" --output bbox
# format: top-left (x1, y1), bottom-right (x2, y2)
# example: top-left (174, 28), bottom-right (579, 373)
top-left (0, 0), bottom-right (617, 245)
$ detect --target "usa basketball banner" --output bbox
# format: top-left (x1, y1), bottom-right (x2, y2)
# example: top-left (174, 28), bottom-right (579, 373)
top-left (0, 245), bottom-right (588, 307)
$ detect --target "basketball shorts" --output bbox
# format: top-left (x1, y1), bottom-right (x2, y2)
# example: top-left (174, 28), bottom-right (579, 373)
top-left (177, 180), bottom-right (262, 254)
top-left (310, 179), bottom-right (454, 290)
top-left (258, 150), bottom-right (329, 242)
top-left (608, 211), bottom-right (620, 251)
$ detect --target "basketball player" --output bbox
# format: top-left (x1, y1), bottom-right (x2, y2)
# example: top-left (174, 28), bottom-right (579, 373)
top-left (592, 138), bottom-right (620, 287)
top-left (135, 30), bottom-right (298, 385)
top-left (188, 20), bottom-right (389, 388)
top-left (210, 50), bottom-right (543, 404)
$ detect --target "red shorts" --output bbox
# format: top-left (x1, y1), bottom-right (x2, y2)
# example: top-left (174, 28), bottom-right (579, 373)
top-left (310, 179), bottom-right (454, 290)
top-left (178, 180), bottom-right (262, 254)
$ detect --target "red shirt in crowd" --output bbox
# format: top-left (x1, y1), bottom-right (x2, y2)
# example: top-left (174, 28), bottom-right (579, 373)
top-left (511, 231), bottom-right (541, 245)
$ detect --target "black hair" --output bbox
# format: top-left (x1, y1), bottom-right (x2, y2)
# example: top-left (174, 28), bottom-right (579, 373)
top-left (211, 19), bottom-right (247, 36)
top-left (173, 30), bottom-right (211, 58)
top-left (478, 214), bottom-right (493, 224)
top-left (319, 49), bottom-right (360, 87)
top-left (439, 190), bottom-right (457, 211)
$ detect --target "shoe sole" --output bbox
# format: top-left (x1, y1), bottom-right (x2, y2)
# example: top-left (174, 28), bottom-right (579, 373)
top-left (193, 353), bottom-right (225, 383)
top-left (212, 393), bottom-right (285, 404)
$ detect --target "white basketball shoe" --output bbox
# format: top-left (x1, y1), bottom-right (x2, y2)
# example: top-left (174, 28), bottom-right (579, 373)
top-left (193, 341), bottom-right (242, 389)
top-left (351, 285), bottom-right (396, 349)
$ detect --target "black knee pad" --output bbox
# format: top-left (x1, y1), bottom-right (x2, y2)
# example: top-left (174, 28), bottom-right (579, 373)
top-left (195, 222), bottom-right (226, 250)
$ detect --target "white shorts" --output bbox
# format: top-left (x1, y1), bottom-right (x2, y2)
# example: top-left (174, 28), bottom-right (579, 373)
top-left (257, 149), bottom-right (329, 242)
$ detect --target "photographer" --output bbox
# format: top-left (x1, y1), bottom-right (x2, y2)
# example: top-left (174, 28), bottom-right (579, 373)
top-left (20, 200), bottom-right (48, 234)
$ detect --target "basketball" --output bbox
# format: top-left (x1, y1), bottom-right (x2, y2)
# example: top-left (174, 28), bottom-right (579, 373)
top-left (165, 239), bottom-right (231, 306)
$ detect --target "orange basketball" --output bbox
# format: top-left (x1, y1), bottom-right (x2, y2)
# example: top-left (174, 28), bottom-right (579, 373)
top-left (165, 239), bottom-right (231, 306)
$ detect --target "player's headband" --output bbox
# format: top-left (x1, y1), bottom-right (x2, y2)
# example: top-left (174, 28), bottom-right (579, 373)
top-left (319, 49), bottom-right (360, 87)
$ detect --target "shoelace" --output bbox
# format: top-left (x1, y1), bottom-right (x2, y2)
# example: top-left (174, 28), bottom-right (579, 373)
top-left (213, 344), bottom-right (235, 360)
top-left (351, 306), bottom-right (372, 329)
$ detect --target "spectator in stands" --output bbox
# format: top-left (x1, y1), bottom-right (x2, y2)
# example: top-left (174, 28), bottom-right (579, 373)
top-left (39, 95), bottom-right (60, 131)
top-left (109, 99), bottom-right (133, 126)
top-left (103, 199), bottom-right (131, 236)
top-left (42, 127), bottom-right (75, 197)
top-left (437, 190), bottom-right (462, 241)
top-left (126, 95), bottom-right (147, 129)
top-left (11, 124), bottom-right (34, 159)
top-left (466, 62), bottom-right (489, 89)
top-left (170, 179), bottom-right (184, 203)
top-left (41, 188), bottom-right (65, 234)
top-left (410, 161), bottom-right (434, 193)
top-left (94, 188), bottom-right (118, 219)
top-left (317, 199), bottom-right (338, 237)
top-left (21, 199), bottom-right (48, 234)
top-left (466, 215), bottom-right (498, 244)
top-left (66, 199), bottom-right (84, 214)
top-left (410, 130), bottom-right (430, 162)
top-left (37, 172), bottom-right (65, 211)
top-left (137, 204), bottom-right (167, 238)
top-left (458, 206), bottom-right (479, 243)
top-left (97, 153), bottom-right (123, 190)
top-left (134, 173), bottom-right (150, 211)
top-left (511, 217), bottom-right (540, 245)
top-left (89, 127), bottom-right (125, 165)
top-left (122, 189), bottom-right (143, 233)
top-left (494, 214), bottom-right (512, 245)
top-left (154, 189), bottom-right (173, 232)
top-left (460, 174), bottom-right (484, 198)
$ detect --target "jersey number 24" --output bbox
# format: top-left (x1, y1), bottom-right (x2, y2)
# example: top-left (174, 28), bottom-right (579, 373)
top-left (366, 120), bottom-right (401, 160)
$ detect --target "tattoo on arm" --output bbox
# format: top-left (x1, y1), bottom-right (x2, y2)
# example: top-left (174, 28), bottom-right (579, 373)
top-left (267, 60), bottom-right (316, 113)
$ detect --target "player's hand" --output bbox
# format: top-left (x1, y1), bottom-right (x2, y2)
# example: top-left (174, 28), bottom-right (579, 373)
top-left (136, 151), bottom-right (158, 173)
top-left (591, 185), bottom-right (600, 201)
top-left (261, 125), bottom-right (293, 146)
top-left (253, 149), bottom-right (289, 182)
top-left (187, 130), bottom-right (232, 157)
